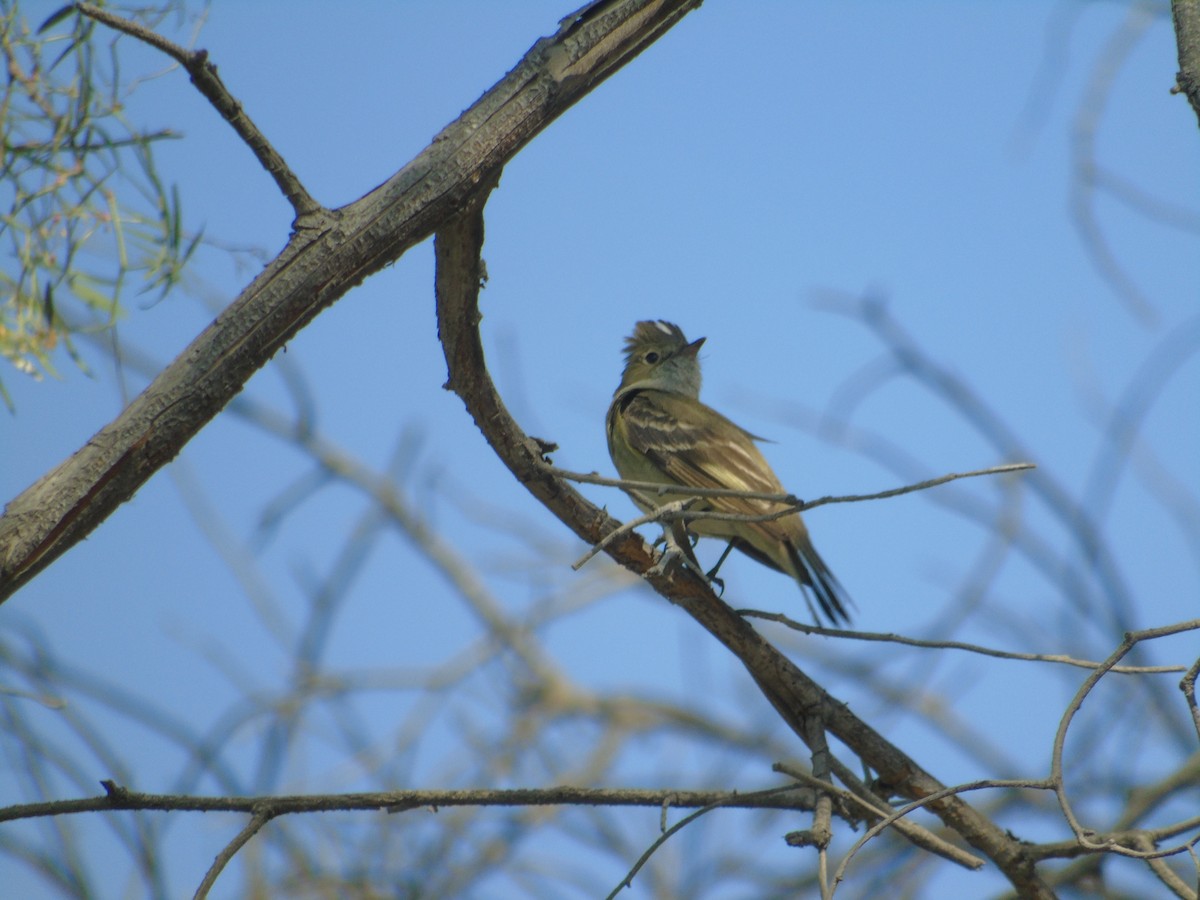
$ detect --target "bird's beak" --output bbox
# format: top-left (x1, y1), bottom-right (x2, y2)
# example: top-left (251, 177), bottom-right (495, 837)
top-left (683, 336), bottom-right (706, 356)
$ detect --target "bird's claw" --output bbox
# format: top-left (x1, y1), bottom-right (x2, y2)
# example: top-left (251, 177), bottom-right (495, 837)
top-left (705, 569), bottom-right (726, 596)
top-left (648, 544), bottom-right (721, 594)
top-left (648, 544), bottom-right (687, 579)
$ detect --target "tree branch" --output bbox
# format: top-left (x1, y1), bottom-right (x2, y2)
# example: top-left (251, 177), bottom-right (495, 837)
top-left (566, 462), bottom-right (1036, 570)
top-left (0, 0), bottom-right (703, 604)
top-left (195, 810), bottom-right (271, 900)
top-left (1172, 0), bottom-right (1200, 124)
top-left (604, 783), bottom-right (811, 899)
top-left (433, 199), bottom-right (1055, 897)
top-left (1051, 620), bottom-right (1200, 860)
top-left (552, 461), bottom-right (1035, 509)
top-left (773, 761), bottom-right (984, 871)
top-left (0, 780), bottom-right (823, 824)
top-left (741, 609), bottom-right (1189, 674)
top-left (74, 2), bottom-right (319, 219)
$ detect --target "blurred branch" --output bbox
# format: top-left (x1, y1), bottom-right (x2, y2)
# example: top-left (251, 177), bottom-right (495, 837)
top-left (817, 292), bottom-right (1199, 760)
top-left (1073, 313), bottom-right (1200, 582)
top-left (1071, 1), bottom-right (1161, 323)
top-left (817, 291), bottom-right (1143, 637)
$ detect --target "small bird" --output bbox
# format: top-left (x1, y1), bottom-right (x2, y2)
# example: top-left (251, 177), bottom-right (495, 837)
top-left (606, 320), bottom-right (852, 625)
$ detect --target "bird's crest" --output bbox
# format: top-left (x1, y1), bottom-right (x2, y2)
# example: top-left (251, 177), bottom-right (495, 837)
top-left (624, 320), bottom-right (688, 359)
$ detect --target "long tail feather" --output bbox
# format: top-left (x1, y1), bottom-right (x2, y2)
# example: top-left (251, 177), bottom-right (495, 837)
top-left (784, 539), bottom-right (853, 626)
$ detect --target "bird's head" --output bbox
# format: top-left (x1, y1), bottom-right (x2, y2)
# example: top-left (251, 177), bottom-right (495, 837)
top-left (616, 320), bottom-right (705, 398)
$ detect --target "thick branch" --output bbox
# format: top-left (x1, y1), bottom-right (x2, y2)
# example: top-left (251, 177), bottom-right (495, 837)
top-left (0, 0), bottom-right (702, 603)
top-left (433, 204), bottom-right (1055, 897)
top-left (1172, 0), bottom-right (1200, 123)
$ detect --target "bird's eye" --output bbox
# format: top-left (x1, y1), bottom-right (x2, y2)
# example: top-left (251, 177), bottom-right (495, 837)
top-left (644, 351), bottom-right (660, 364)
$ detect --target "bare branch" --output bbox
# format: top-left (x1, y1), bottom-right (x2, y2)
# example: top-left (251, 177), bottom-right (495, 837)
top-left (827, 777), bottom-right (1055, 888)
top-left (194, 810), bottom-right (271, 900)
top-left (1172, 0), bottom-right (1200, 123)
top-left (2, 781), bottom-right (824, 824)
top-left (604, 784), bottom-right (807, 900)
top-left (1052, 621), bottom-right (1200, 859)
top-left (565, 462), bottom-right (1035, 570)
top-left (74, 2), bottom-right (319, 218)
top-left (571, 498), bottom-right (696, 570)
top-left (434, 183), bottom-right (1056, 900)
top-left (784, 760), bottom-right (985, 871)
top-left (552, 462), bottom-right (1035, 510)
top-left (1183, 657), bottom-right (1200, 743)
top-left (741, 609), bottom-right (1188, 675)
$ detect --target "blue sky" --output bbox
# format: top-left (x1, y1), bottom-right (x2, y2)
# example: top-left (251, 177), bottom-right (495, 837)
top-left (3, 2), bottom-right (1198, 897)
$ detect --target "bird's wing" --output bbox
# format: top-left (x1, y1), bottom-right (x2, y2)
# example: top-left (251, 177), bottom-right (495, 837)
top-left (619, 389), bottom-right (853, 625)
top-left (620, 390), bottom-right (791, 521)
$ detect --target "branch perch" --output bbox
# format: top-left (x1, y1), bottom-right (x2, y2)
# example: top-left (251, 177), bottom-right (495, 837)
top-left (432, 196), bottom-right (1055, 897)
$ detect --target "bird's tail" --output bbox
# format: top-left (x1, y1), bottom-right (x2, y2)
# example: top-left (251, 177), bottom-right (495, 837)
top-left (784, 536), bottom-right (853, 627)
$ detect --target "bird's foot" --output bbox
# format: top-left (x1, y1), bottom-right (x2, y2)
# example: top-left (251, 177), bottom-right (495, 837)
top-left (647, 543), bottom-right (688, 579)
top-left (648, 535), bottom-right (718, 592)
top-left (705, 570), bottom-right (726, 596)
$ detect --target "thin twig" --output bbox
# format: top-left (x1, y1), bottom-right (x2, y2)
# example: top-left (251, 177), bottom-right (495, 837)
top-left (74, 2), bottom-right (321, 218)
top-left (772, 762), bottom-right (983, 871)
top-left (1028, 815), bottom-right (1200, 862)
top-left (604, 784), bottom-right (805, 900)
top-left (741, 609), bottom-right (1188, 675)
top-left (1052, 621), bottom-right (1200, 860)
top-left (827, 777), bottom-right (1055, 888)
top-left (797, 719), bottom-right (835, 900)
top-left (551, 462), bottom-right (1035, 510)
top-left (1181, 657), bottom-right (1200, 744)
top-left (566, 463), bottom-right (1035, 570)
top-left (194, 810), bottom-right (271, 899)
top-left (6, 781), bottom-right (826, 825)
top-left (571, 499), bottom-right (696, 570)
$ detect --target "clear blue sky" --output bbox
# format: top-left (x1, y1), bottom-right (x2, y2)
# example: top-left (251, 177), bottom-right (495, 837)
top-left (3, 2), bottom-right (1198, 897)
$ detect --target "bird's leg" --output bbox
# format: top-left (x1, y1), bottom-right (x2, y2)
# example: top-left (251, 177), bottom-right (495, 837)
top-left (648, 521), bottom-right (710, 584)
top-left (695, 541), bottom-right (730, 596)
top-left (646, 541), bottom-right (686, 579)
top-left (706, 540), bottom-right (737, 584)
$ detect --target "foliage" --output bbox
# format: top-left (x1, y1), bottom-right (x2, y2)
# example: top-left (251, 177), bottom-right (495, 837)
top-left (0, 0), bottom-right (196, 408)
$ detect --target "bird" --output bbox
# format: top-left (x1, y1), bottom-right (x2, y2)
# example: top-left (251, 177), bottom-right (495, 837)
top-left (606, 319), bottom-right (852, 625)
